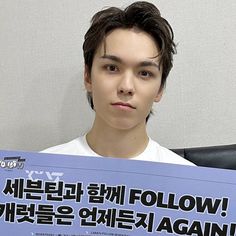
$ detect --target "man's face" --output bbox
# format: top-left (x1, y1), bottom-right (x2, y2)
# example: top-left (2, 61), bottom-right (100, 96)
top-left (84, 28), bottom-right (163, 131)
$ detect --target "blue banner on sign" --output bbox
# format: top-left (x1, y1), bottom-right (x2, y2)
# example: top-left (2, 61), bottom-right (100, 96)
top-left (0, 150), bottom-right (236, 236)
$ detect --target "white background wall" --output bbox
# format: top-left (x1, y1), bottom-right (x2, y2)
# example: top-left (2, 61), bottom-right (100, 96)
top-left (0, 0), bottom-right (236, 151)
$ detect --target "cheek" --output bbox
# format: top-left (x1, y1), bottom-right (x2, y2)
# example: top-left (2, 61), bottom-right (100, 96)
top-left (90, 77), bottom-right (114, 105)
top-left (91, 83), bottom-right (103, 102)
top-left (141, 83), bottom-right (161, 102)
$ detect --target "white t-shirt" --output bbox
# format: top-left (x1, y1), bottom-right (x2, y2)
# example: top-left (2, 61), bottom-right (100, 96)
top-left (42, 135), bottom-right (194, 166)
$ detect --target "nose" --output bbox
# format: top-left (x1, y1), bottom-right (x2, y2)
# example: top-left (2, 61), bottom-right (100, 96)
top-left (118, 72), bottom-right (135, 96)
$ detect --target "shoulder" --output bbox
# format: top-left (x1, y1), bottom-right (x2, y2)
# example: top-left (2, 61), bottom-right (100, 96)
top-left (41, 136), bottom-right (86, 156)
top-left (149, 139), bottom-right (195, 166)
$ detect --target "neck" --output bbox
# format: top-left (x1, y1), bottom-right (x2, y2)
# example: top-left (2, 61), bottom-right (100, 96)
top-left (86, 116), bottom-right (149, 158)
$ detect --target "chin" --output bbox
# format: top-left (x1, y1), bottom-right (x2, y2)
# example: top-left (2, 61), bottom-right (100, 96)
top-left (109, 118), bottom-right (144, 131)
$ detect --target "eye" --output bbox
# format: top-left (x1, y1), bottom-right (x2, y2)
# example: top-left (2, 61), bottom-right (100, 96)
top-left (139, 70), bottom-right (154, 79)
top-left (105, 64), bottom-right (119, 73)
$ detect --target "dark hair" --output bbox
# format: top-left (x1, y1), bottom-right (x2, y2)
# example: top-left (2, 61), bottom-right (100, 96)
top-left (83, 1), bottom-right (176, 120)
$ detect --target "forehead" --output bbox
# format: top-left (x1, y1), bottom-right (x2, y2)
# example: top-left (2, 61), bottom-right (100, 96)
top-left (95, 28), bottom-right (160, 63)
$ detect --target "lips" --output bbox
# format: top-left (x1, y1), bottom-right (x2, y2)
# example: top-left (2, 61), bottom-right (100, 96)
top-left (111, 102), bottom-right (136, 109)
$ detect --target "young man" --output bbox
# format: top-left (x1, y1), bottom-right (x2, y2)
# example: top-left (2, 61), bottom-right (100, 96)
top-left (43, 1), bottom-right (194, 166)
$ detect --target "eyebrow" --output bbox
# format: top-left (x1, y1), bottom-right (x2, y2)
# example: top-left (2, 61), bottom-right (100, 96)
top-left (139, 61), bottom-right (160, 70)
top-left (100, 55), bottom-right (122, 63)
top-left (100, 54), bottom-right (160, 70)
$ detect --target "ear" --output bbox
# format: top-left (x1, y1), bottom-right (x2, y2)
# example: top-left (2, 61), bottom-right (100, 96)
top-left (154, 88), bottom-right (164, 103)
top-left (84, 65), bottom-right (92, 92)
